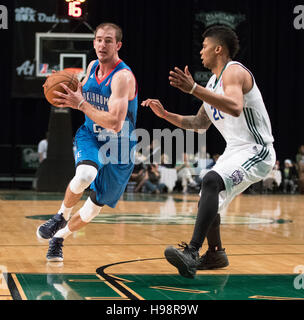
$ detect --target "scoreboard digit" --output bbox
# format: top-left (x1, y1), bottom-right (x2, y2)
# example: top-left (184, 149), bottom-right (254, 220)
top-left (56, 0), bottom-right (88, 19)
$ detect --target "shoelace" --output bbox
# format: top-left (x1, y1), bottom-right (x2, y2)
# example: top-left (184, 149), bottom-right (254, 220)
top-left (43, 219), bottom-right (56, 227)
top-left (43, 215), bottom-right (61, 227)
top-left (48, 240), bottom-right (64, 255)
top-left (177, 242), bottom-right (199, 262)
top-left (177, 241), bottom-right (191, 251)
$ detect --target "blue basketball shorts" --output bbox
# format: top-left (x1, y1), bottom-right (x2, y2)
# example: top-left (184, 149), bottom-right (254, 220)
top-left (74, 125), bottom-right (136, 208)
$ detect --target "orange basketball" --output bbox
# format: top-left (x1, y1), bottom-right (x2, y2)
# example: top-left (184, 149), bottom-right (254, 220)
top-left (43, 70), bottom-right (79, 106)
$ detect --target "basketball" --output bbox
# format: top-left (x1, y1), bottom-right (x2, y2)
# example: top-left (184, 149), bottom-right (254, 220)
top-left (43, 70), bottom-right (79, 106)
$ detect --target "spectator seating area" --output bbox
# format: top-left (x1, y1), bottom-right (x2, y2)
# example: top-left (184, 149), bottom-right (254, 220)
top-left (1, 143), bottom-right (304, 195)
top-left (127, 144), bottom-right (304, 195)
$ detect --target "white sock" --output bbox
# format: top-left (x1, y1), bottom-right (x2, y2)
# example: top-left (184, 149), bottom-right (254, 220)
top-left (53, 224), bottom-right (72, 239)
top-left (58, 202), bottom-right (73, 221)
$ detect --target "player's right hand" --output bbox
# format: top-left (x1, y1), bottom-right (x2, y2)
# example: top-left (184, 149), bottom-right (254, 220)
top-left (141, 99), bottom-right (167, 119)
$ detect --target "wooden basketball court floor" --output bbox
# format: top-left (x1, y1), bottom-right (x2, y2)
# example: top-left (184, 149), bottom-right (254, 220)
top-left (0, 190), bottom-right (304, 300)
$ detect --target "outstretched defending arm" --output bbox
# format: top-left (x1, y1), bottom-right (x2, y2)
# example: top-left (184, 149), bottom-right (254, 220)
top-left (141, 99), bottom-right (211, 132)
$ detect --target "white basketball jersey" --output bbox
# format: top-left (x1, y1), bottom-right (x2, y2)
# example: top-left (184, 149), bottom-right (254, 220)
top-left (204, 61), bottom-right (274, 148)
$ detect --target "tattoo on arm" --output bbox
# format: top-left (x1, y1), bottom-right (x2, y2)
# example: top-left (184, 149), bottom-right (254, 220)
top-left (181, 105), bottom-right (211, 130)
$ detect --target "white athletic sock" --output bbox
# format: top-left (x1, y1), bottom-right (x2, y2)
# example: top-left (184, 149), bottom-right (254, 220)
top-left (58, 202), bottom-right (73, 221)
top-left (53, 224), bottom-right (72, 239)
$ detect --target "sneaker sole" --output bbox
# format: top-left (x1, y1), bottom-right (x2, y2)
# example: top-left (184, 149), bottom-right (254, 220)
top-left (164, 247), bottom-right (196, 279)
top-left (197, 261), bottom-right (229, 270)
top-left (197, 255), bottom-right (229, 270)
top-left (46, 256), bottom-right (64, 262)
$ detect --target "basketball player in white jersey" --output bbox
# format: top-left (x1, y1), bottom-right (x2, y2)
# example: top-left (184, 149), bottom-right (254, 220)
top-left (142, 25), bottom-right (276, 278)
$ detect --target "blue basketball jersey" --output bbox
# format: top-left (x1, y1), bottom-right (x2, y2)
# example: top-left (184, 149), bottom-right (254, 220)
top-left (82, 59), bottom-right (138, 141)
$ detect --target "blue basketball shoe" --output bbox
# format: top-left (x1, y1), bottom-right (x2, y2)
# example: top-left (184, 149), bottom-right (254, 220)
top-left (46, 237), bottom-right (64, 262)
top-left (36, 213), bottom-right (67, 240)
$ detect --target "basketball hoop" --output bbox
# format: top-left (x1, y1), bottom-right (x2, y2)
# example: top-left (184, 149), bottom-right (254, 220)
top-left (64, 68), bottom-right (84, 81)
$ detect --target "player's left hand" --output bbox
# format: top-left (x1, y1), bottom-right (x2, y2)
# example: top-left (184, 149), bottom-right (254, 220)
top-left (169, 66), bottom-right (195, 94)
top-left (53, 82), bottom-right (83, 109)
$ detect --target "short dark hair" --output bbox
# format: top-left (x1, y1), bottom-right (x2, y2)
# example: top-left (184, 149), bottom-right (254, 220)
top-left (94, 22), bottom-right (123, 42)
top-left (202, 25), bottom-right (240, 59)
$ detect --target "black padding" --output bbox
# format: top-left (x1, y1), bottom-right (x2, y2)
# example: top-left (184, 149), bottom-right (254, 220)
top-left (89, 190), bottom-right (104, 207)
top-left (76, 160), bottom-right (99, 171)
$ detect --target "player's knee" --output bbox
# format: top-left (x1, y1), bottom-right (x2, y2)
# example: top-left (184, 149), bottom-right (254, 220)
top-left (70, 165), bottom-right (98, 194)
top-left (77, 170), bottom-right (97, 186)
top-left (201, 171), bottom-right (225, 194)
top-left (79, 197), bottom-right (102, 223)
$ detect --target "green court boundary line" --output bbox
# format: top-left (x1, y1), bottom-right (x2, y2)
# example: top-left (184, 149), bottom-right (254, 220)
top-left (9, 272), bottom-right (304, 300)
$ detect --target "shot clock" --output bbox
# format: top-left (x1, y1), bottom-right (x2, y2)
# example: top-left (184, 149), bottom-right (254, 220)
top-left (56, 0), bottom-right (88, 19)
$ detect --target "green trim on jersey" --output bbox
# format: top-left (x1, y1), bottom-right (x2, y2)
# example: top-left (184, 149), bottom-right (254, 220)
top-left (244, 108), bottom-right (265, 146)
top-left (213, 63), bottom-right (228, 89)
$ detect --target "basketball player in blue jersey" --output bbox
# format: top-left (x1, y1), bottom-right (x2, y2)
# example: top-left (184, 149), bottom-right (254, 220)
top-left (142, 25), bottom-right (276, 278)
top-left (37, 23), bottom-right (138, 262)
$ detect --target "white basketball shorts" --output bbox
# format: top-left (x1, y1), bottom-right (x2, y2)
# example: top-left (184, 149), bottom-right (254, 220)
top-left (201, 144), bottom-right (276, 214)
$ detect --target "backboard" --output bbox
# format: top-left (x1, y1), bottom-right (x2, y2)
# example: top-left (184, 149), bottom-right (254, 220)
top-left (35, 32), bottom-right (95, 78)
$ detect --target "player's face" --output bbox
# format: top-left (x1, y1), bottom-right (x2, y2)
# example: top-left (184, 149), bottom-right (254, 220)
top-left (200, 37), bottom-right (218, 69)
top-left (94, 27), bottom-right (122, 63)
